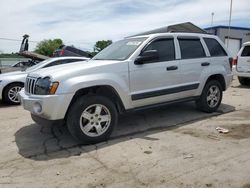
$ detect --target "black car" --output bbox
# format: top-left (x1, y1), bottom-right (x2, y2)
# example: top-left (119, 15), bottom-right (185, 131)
top-left (53, 45), bottom-right (93, 58)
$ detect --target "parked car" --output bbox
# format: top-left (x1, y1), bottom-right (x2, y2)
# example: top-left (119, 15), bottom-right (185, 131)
top-left (0, 60), bottom-right (37, 74)
top-left (53, 45), bottom-right (93, 58)
top-left (0, 56), bottom-right (89, 105)
top-left (19, 32), bottom-right (233, 143)
top-left (235, 42), bottom-right (250, 85)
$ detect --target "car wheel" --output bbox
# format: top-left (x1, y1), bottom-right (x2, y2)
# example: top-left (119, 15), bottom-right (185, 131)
top-left (3, 83), bottom-right (23, 105)
top-left (238, 77), bottom-right (250, 86)
top-left (196, 80), bottom-right (223, 113)
top-left (67, 95), bottom-right (118, 144)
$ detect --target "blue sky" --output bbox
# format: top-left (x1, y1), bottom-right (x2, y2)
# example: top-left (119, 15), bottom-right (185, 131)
top-left (0, 0), bottom-right (249, 53)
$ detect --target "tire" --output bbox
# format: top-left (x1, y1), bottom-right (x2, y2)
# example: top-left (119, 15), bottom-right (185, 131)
top-left (66, 95), bottom-right (118, 144)
top-left (238, 77), bottom-right (250, 86)
top-left (196, 80), bottom-right (223, 113)
top-left (3, 83), bottom-right (23, 105)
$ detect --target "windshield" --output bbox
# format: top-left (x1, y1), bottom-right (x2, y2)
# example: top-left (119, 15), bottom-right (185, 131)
top-left (93, 37), bottom-right (147, 61)
top-left (25, 59), bottom-right (52, 72)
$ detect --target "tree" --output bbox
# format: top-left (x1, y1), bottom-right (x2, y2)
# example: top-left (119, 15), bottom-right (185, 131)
top-left (94, 40), bottom-right (112, 53)
top-left (35, 39), bottom-right (63, 56)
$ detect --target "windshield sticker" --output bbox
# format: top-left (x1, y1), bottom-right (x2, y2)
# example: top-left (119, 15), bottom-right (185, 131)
top-left (126, 41), bottom-right (142, 46)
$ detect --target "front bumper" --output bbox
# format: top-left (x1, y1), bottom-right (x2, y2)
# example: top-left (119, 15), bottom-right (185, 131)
top-left (0, 82), bottom-right (3, 100)
top-left (18, 89), bottom-right (74, 120)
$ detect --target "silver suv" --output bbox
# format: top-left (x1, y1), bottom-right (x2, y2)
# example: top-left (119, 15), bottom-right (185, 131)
top-left (19, 32), bottom-right (233, 143)
top-left (235, 42), bottom-right (250, 85)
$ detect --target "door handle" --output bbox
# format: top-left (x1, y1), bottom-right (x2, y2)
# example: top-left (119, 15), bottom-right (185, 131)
top-left (166, 66), bottom-right (178, 71)
top-left (201, 62), bottom-right (210, 66)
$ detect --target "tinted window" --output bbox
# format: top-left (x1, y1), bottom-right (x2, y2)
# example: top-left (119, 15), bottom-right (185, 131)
top-left (241, 46), bottom-right (250, 56)
top-left (204, 38), bottom-right (227, 57)
top-left (44, 59), bottom-right (82, 68)
top-left (144, 38), bottom-right (175, 62)
top-left (179, 39), bottom-right (206, 59)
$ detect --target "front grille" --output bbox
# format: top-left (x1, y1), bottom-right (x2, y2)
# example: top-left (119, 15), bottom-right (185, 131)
top-left (25, 77), bottom-right (38, 94)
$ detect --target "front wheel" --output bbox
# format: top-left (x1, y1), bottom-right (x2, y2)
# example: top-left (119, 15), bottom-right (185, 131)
top-left (196, 80), bottom-right (223, 113)
top-left (66, 95), bottom-right (118, 144)
top-left (3, 83), bottom-right (23, 105)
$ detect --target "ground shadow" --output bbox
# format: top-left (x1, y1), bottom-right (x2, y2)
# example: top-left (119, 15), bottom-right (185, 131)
top-left (15, 102), bottom-right (235, 161)
top-left (0, 100), bottom-right (17, 108)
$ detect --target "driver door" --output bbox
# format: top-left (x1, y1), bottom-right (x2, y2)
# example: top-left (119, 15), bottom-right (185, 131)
top-left (129, 37), bottom-right (182, 108)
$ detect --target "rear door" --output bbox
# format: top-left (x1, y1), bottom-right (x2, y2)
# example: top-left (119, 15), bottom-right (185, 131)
top-left (237, 45), bottom-right (250, 72)
top-left (177, 36), bottom-right (208, 97)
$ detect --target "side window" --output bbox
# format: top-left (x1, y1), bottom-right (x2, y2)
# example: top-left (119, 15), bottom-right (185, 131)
top-left (241, 46), bottom-right (250, 57)
top-left (178, 39), bottom-right (206, 59)
top-left (204, 38), bottom-right (227, 57)
top-left (13, 62), bottom-right (22, 67)
top-left (144, 38), bottom-right (175, 62)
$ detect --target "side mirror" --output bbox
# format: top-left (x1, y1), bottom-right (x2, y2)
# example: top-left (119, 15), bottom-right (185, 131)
top-left (134, 50), bottom-right (159, 65)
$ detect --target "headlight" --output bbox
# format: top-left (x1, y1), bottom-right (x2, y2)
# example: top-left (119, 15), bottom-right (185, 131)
top-left (35, 77), bottom-right (59, 95)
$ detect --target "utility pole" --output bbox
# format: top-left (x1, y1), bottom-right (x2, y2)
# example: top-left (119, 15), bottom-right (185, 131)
top-left (211, 12), bottom-right (214, 27)
top-left (210, 12), bottom-right (215, 34)
top-left (227, 0), bottom-right (233, 48)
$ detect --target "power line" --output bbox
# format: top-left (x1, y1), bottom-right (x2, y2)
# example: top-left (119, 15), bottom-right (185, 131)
top-left (0, 37), bottom-right (39, 43)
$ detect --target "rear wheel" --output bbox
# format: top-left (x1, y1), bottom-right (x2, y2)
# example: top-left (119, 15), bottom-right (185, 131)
top-left (196, 80), bottom-right (223, 113)
top-left (3, 83), bottom-right (23, 105)
top-left (238, 77), bottom-right (250, 86)
top-left (66, 95), bottom-right (118, 144)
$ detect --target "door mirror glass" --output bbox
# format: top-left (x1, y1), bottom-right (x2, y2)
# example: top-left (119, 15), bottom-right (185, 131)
top-left (135, 50), bottom-right (159, 65)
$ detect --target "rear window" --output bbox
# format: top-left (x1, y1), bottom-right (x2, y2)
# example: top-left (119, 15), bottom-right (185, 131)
top-left (204, 38), bottom-right (227, 57)
top-left (178, 39), bottom-right (206, 59)
top-left (241, 46), bottom-right (250, 56)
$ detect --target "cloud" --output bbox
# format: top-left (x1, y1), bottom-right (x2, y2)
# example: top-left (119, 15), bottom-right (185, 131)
top-left (0, 0), bottom-right (249, 53)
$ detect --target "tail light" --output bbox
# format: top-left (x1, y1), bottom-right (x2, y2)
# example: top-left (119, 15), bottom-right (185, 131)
top-left (232, 56), bottom-right (238, 66)
top-left (60, 49), bottom-right (65, 56)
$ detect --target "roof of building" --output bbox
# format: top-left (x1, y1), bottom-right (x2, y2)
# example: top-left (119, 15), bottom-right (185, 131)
top-left (204, 25), bottom-right (250, 31)
top-left (130, 22), bottom-right (207, 37)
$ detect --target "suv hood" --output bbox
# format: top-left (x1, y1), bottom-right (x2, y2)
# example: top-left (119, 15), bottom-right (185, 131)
top-left (28, 60), bottom-right (123, 80)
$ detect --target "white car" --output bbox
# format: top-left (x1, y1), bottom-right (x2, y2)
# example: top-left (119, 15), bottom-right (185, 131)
top-left (19, 32), bottom-right (233, 143)
top-left (235, 42), bottom-right (250, 85)
top-left (0, 57), bottom-right (89, 104)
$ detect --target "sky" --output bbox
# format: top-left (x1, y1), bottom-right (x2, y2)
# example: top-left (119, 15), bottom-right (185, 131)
top-left (0, 0), bottom-right (249, 53)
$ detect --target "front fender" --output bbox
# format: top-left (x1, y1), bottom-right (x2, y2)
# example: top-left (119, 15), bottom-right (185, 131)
top-left (56, 73), bottom-right (131, 109)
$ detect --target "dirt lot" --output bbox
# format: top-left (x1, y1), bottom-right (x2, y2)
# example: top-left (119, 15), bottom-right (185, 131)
top-left (0, 78), bottom-right (250, 188)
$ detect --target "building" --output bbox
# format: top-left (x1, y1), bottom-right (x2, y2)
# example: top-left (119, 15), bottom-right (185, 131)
top-left (204, 26), bottom-right (250, 57)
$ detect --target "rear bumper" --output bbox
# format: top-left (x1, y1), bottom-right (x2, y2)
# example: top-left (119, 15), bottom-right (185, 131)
top-left (225, 73), bottom-right (233, 89)
top-left (235, 71), bottom-right (250, 78)
top-left (18, 89), bottom-right (74, 120)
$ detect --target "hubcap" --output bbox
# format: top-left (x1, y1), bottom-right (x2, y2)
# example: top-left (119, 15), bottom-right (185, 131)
top-left (206, 85), bottom-right (220, 108)
top-left (79, 104), bottom-right (111, 137)
top-left (8, 86), bottom-right (22, 103)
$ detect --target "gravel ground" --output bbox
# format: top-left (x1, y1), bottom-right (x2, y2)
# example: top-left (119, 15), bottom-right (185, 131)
top-left (0, 78), bottom-right (250, 188)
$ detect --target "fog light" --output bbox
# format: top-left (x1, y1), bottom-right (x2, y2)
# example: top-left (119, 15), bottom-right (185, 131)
top-left (33, 102), bottom-right (42, 114)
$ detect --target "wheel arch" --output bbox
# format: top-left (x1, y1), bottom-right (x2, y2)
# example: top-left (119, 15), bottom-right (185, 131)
top-left (65, 85), bottom-right (126, 119)
top-left (206, 74), bottom-right (226, 91)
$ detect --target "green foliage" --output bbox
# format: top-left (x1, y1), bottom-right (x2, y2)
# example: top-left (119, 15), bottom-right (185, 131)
top-left (94, 40), bottom-right (112, 53)
top-left (34, 39), bottom-right (63, 56)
